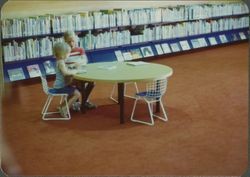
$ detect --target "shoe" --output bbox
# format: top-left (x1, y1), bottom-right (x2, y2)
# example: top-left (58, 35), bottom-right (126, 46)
top-left (58, 106), bottom-right (68, 118)
top-left (84, 101), bottom-right (97, 109)
top-left (72, 101), bottom-right (81, 112)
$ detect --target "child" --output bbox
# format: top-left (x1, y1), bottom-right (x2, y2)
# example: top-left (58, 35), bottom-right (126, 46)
top-left (64, 30), bottom-right (96, 109)
top-left (53, 42), bottom-right (81, 117)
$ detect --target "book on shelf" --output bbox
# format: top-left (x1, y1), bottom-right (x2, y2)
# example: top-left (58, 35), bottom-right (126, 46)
top-left (219, 35), bottom-right (228, 43)
top-left (239, 32), bottom-right (246, 40)
top-left (179, 40), bottom-right (191, 51)
top-left (26, 64), bottom-right (41, 78)
top-left (161, 43), bottom-right (172, 54)
top-left (140, 46), bottom-right (154, 57)
top-left (154, 44), bottom-right (164, 55)
top-left (7, 68), bottom-right (26, 81)
top-left (191, 39), bottom-right (201, 48)
top-left (43, 60), bottom-right (56, 75)
top-left (208, 37), bottom-right (218, 45)
top-left (231, 34), bottom-right (239, 41)
top-left (170, 43), bottom-right (181, 52)
top-left (122, 52), bottom-right (133, 61)
top-left (197, 38), bottom-right (207, 47)
top-left (129, 48), bottom-right (143, 59)
top-left (114, 50), bottom-right (125, 62)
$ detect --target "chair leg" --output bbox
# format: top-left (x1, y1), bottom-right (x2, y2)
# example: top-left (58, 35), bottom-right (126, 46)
top-left (110, 84), bottom-right (118, 103)
top-left (110, 82), bottom-right (139, 102)
top-left (146, 102), bottom-right (155, 126)
top-left (42, 96), bottom-right (53, 120)
top-left (130, 99), bottom-right (138, 122)
top-left (124, 82), bottom-right (139, 99)
top-left (134, 82), bottom-right (139, 93)
top-left (42, 96), bottom-right (51, 115)
top-left (42, 95), bottom-right (71, 120)
top-left (64, 96), bottom-right (71, 120)
top-left (152, 99), bottom-right (168, 121)
top-left (59, 95), bottom-right (64, 104)
top-left (130, 98), bottom-right (154, 126)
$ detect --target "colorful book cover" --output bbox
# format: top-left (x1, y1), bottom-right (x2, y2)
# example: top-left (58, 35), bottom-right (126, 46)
top-left (219, 35), bottom-right (228, 43)
top-left (122, 52), bottom-right (133, 61)
top-left (129, 48), bottom-right (143, 59)
top-left (7, 68), bottom-right (26, 81)
top-left (231, 34), bottom-right (239, 41)
top-left (161, 43), bottom-right (172, 54)
top-left (197, 38), bottom-right (207, 47)
top-left (191, 39), bottom-right (201, 48)
top-left (154, 44), bottom-right (164, 55)
top-left (26, 64), bottom-right (41, 78)
top-left (43, 60), bottom-right (56, 75)
top-left (170, 43), bottom-right (181, 52)
top-left (114, 50), bottom-right (124, 62)
top-left (208, 37), bottom-right (217, 45)
top-left (179, 40), bottom-right (191, 51)
top-left (140, 46), bottom-right (154, 57)
top-left (239, 32), bottom-right (246, 40)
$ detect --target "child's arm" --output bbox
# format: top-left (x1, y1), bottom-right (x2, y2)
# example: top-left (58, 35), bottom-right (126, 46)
top-left (58, 60), bottom-right (77, 76)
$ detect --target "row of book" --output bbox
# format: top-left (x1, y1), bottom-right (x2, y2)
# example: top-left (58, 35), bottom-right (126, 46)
top-left (1, 2), bottom-right (248, 38)
top-left (114, 32), bottom-right (248, 61)
top-left (7, 60), bottom-right (56, 82)
top-left (79, 17), bottom-right (249, 50)
top-left (2, 15), bottom-right (51, 39)
top-left (3, 37), bottom-right (63, 62)
top-left (3, 16), bottom-right (248, 62)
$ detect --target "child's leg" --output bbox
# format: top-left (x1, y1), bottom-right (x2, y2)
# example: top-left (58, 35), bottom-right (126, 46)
top-left (58, 86), bottom-right (80, 109)
top-left (67, 89), bottom-right (81, 108)
top-left (85, 82), bottom-right (95, 101)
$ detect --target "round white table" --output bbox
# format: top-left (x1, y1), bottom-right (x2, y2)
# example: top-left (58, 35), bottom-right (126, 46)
top-left (74, 61), bottom-right (173, 124)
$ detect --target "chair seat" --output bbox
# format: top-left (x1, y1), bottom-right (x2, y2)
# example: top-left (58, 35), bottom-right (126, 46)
top-left (40, 76), bottom-right (71, 120)
top-left (48, 88), bottom-right (68, 95)
top-left (136, 90), bottom-right (161, 98)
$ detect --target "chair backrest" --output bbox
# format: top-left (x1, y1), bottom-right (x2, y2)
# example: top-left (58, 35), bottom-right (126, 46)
top-left (40, 75), bottom-right (49, 95)
top-left (146, 77), bottom-right (168, 98)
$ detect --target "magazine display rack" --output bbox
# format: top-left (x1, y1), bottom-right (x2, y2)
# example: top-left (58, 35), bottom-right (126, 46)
top-left (1, 1), bottom-right (249, 82)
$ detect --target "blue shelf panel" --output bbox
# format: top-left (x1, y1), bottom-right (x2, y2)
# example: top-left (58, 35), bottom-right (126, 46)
top-left (4, 56), bottom-right (55, 65)
top-left (94, 28), bottom-right (248, 62)
top-left (4, 56), bottom-right (56, 82)
top-left (88, 48), bottom-right (117, 63)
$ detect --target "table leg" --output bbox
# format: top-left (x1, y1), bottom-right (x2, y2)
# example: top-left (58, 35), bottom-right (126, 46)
top-left (155, 80), bottom-right (160, 113)
top-left (118, 83), bottom-right (124, 124)
top-left (156, 99), bottom-right (160, 112)
top-left (80, 81), bottom-right (87, 113)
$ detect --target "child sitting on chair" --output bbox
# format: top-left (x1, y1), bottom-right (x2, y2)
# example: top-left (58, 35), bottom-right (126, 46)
top-left (64, 30), bottom-right (96, 110)
top-left (53, 42), bottom-right (81, 117)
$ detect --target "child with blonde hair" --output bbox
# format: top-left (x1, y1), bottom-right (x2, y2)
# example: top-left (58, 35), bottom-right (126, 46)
top-left (64, 30), bottom-right (96, 109)
top-left (53, 42), bottom-right (81, 117)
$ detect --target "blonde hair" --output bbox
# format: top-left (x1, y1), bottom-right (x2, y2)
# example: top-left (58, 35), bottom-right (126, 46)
top-left (64, 30), bottom-right (78, 41)
top-left (53, 42), bottom-right (71, 58)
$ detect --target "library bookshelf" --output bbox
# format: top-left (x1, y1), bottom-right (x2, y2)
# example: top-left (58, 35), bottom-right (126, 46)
top-left (1, 1), bottom-right (249, 82)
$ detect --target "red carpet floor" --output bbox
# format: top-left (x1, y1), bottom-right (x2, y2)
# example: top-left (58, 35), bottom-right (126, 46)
top-left (1, 42), bottom-right (248, 176)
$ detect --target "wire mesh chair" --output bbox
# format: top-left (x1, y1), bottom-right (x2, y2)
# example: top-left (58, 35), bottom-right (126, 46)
top-left (110, 82), bottom-right (139, 103)
top-left (130, 77), bottom-right (168, 126)
top-left (40, 76), bottom-right (71, 120)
